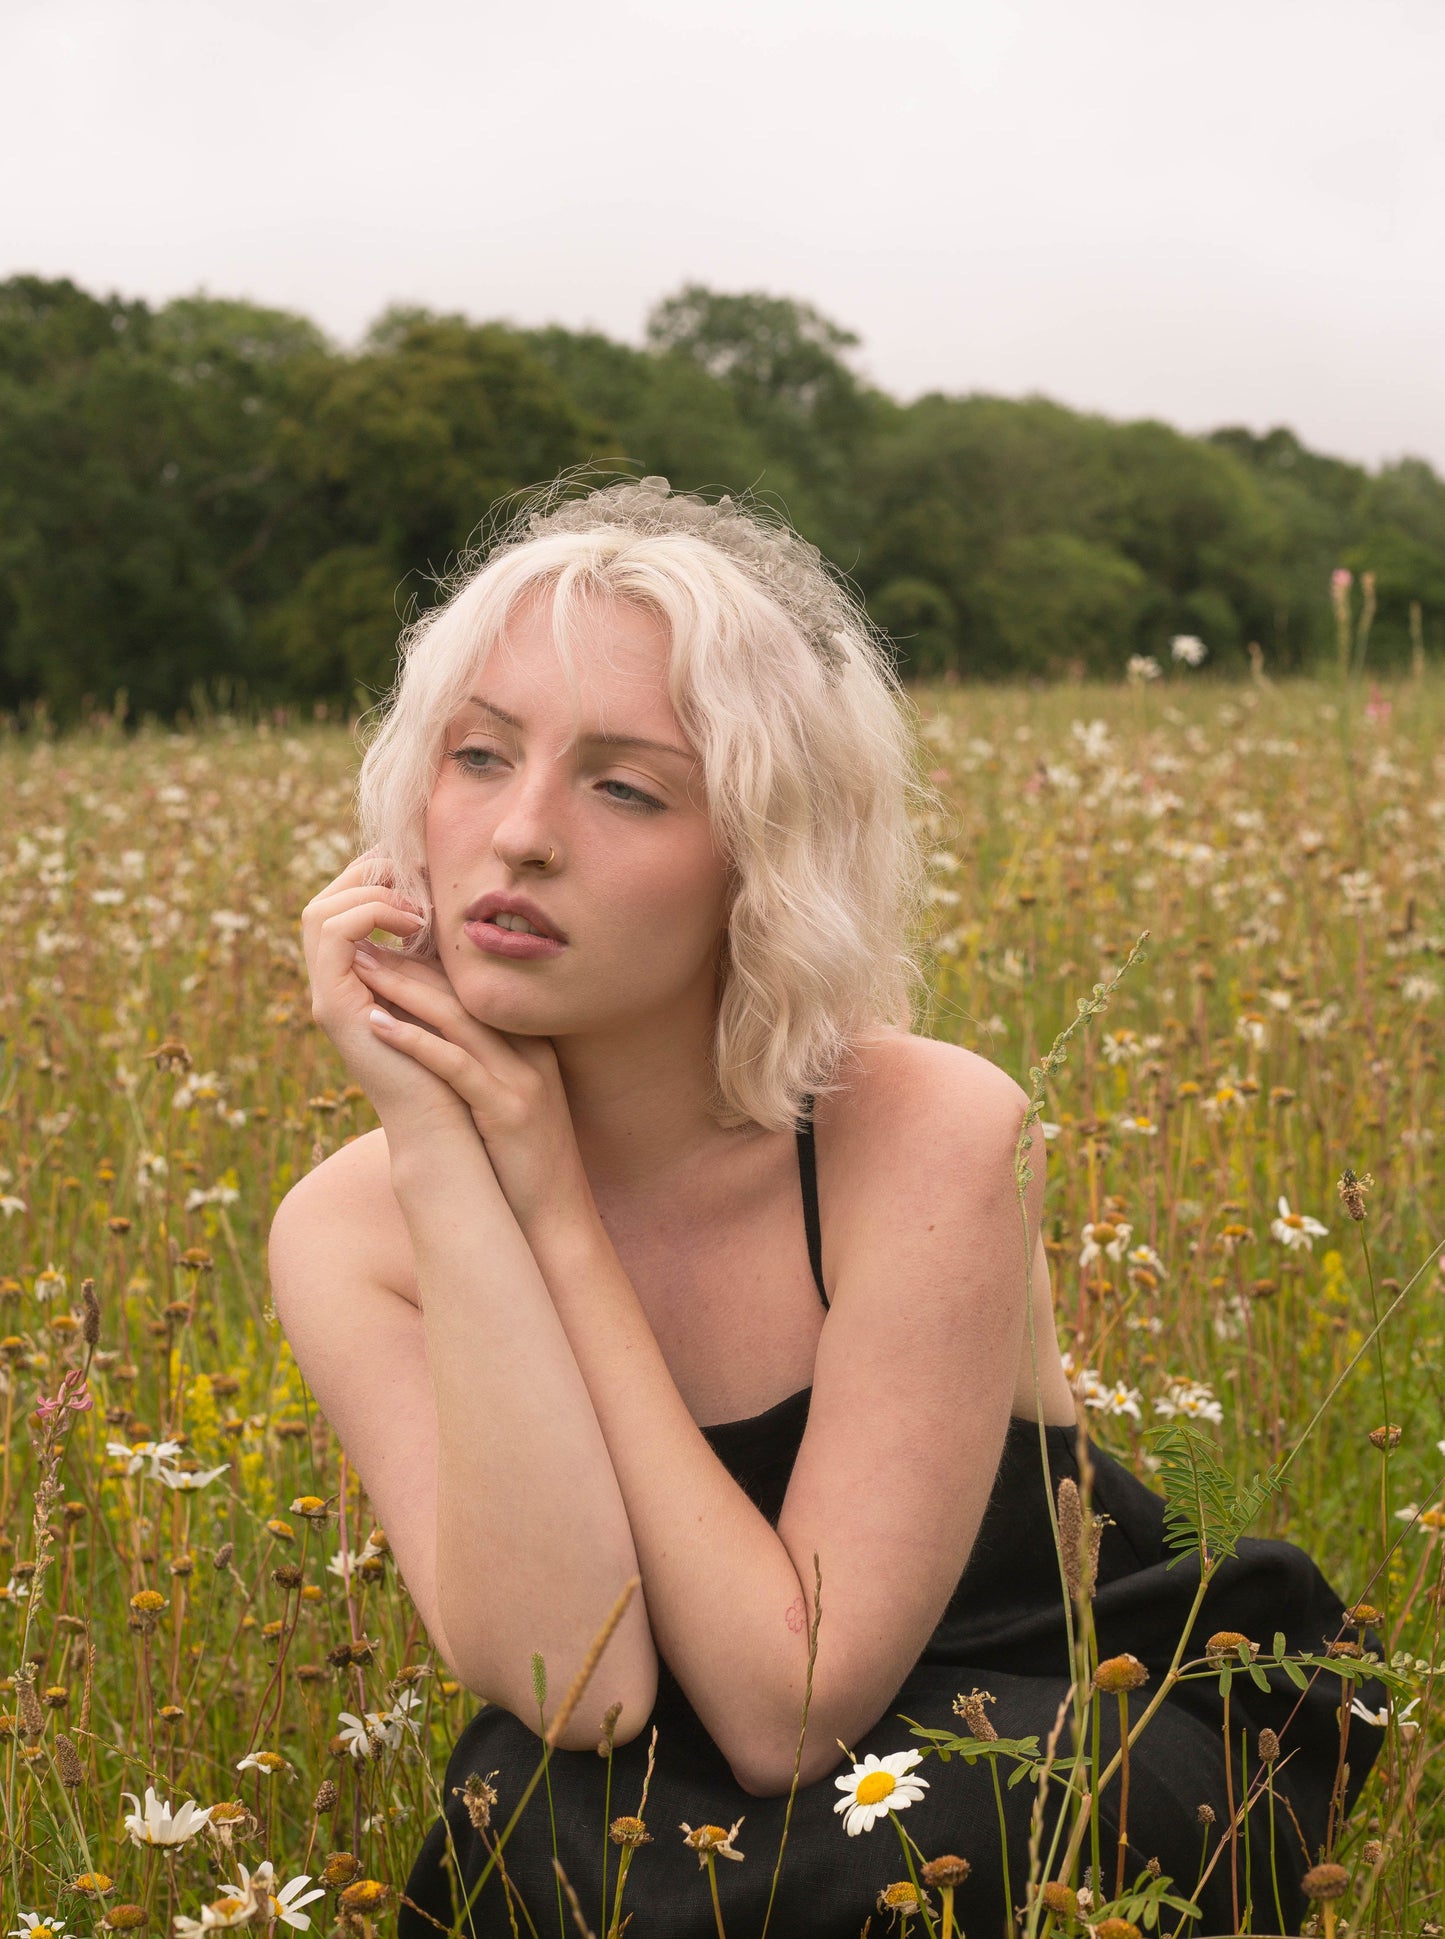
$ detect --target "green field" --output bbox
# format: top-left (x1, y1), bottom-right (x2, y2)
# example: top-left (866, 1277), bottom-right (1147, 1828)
top-left (1, 670), bottom-right (1441, 1937)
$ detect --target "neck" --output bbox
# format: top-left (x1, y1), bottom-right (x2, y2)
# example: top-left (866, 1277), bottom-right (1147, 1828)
top-left (552, 1000), bottom-right (755, 1204)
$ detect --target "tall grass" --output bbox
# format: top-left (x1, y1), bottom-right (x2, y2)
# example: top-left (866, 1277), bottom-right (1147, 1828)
top-left (0, 666), bottom-right (1440, 1934)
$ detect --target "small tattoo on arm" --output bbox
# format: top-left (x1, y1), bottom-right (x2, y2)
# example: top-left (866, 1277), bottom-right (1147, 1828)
top-left (784, 1595), bottom-right (807, 1634)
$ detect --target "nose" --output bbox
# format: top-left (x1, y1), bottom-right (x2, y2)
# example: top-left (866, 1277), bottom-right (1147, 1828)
top-left (488, 756), bottom-right (566, 875)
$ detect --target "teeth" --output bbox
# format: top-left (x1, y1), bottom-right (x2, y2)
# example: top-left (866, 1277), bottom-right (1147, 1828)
top-left (492, 912), bottom-right (543, 935)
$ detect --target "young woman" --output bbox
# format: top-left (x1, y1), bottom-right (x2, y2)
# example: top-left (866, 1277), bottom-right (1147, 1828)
top-left (272, 477), bottom-right (1379, 1937)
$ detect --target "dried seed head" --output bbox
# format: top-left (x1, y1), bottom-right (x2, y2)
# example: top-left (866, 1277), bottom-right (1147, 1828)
top-left (921, 1855), bottom-right (971, 1888)
top-left (212, 1543), bottom-right (234, 1570)
top-left (128, 1589), bottom-right (167, 1634)
top-left (1326, 1639), bottom-right (1364, 1659)
top-left (1205, 1631), bottom-right (1258, 1668)
top-left (337, 1880), bottom-right (391, 1913)
top-left (320, 1853), bottom-right (362, 1889)
top-left (313, 1779), bottom-right (339, 1814)
top-left (56, 1731), bottom-right (85, 1787)
top-left (151, 1039), bottom-right (192, 1074)
top-left (1094, 1654), bottom-right (1149, 1694)
top-left (1258, 1728), bottom-right (1280, 1763)
top-left (952, 1687), bottom-right (999, 1740)
top-left (609, 1815), bottom-right (653, 1847)
top-left (1040, 1882), bottom-right (1078, 1918)
top-left (81, 1280), bottom-right (101, 1346)
top-left (1368, 1425), bottom-right (1401, 1450)
top-left (16, 1678), bottom-right (46, 1742)
top-left (1094, 1922), bottom-right (1142, 1939)
top-left (877, 1881), bottom-right (930, 1915)
top-left (1347, 1603), bottom-right (1382, 1626)
top-left (597, 1699), bottom-right (625, 1755)
top-left (272, 1562), bottom-right (305, 1591)
top-left (1197, 1803), bottom-right (1216, 1824)
top-left (453, 1771), bottom-right (499, 1832)
top-left (1301, 1863), bottom-right (1349, 1902)
top-left (1057, 1477), bottom-right (1085, 1603)
top-left (1337, 1170), bottom-right (1374, 1221)
top-left (1362, 1840), bottom-right (1384, 1866)
top-left (101, 1906), bottom-right (147, 1931)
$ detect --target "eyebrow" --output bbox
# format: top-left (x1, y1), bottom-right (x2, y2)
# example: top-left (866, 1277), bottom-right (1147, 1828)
top-left (460, 697), bottom-right (694, 765)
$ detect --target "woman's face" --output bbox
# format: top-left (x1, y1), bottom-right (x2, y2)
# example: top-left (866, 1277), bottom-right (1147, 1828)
top-left (425, 590), bottom-right (732, 1041)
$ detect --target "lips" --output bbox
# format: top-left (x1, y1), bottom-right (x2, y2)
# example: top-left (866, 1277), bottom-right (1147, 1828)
top-left (462, 893), bottom-right (567, 943)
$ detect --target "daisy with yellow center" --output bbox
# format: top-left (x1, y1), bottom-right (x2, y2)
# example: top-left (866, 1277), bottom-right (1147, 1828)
top-left (1270, 1197), bottom-right (1328, 1251)
top-left (680, 1819), bottom-right (745, 1866)
top-left (235, 1750), bottom-right (294, 1778)
top-left (833, 1750), bottom-right (930, 1837)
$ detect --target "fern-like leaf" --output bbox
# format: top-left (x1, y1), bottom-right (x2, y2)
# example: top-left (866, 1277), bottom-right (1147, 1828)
top-left (1145, 1421), bottom-right (1283, 1569)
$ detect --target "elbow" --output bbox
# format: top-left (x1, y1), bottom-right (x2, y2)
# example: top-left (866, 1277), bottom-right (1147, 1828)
top-left (546, 1662), bottom-right (659, 1755)
top-left (724, 1693), bottom-right (849, 1799)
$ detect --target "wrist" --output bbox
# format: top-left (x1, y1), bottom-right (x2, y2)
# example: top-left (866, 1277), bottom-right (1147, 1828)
top-left (386, 1118), bottom-right (498, 1204)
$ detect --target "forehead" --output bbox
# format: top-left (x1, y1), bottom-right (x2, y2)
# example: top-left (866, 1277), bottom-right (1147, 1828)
top-left (465, 590), bottom-right (684, 737)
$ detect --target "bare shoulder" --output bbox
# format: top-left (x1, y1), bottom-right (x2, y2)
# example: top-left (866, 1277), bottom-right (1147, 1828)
top-left (271, 1126), bottom-right (416, 1305)
top-left (815, 1029), bottom-right (1032, 1212)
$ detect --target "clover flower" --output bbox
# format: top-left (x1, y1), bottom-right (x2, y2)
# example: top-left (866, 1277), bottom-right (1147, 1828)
top-left (833, 1750), bottom-right (929, 1837)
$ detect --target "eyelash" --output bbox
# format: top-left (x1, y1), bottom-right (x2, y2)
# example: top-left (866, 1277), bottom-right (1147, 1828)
top-left (444, 746), bottom-right (666, 813)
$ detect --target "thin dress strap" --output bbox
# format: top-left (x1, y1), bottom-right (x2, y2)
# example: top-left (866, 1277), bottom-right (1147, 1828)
top-left (794, 1095), bottom-right (829, 1310)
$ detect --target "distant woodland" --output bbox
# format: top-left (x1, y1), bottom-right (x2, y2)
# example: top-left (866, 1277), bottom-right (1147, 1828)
top-left (2, 273), bottom-right (1442, 726)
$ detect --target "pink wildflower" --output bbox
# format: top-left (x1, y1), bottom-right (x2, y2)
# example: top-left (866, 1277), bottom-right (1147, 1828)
top-left (35, 1369), bottom-right (93, 1421)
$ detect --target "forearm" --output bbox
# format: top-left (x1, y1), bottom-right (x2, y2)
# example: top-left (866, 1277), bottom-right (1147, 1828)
top-left (524, 1202), bottom-right (819, 1794)
top-left (389, 1135), bottom-right (658, 1743)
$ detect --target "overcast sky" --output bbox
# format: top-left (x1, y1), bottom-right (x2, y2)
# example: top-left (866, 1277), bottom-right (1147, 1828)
top-left (6, 0), bottom-right (1443, 473)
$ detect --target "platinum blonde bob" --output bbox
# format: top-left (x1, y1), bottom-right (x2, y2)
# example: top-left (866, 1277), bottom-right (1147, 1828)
top-left (352, 477), bottom-right (937, 1133)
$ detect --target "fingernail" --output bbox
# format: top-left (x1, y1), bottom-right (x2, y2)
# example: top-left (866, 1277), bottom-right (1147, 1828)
top-left (354, 941), bottom-right (379, 960)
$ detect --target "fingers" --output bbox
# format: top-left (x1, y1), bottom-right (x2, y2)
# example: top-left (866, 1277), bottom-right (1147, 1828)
top-left (365, 1005), bottom-right (486, 1101)
top-left (353, 951), bottom-right (510, 1083)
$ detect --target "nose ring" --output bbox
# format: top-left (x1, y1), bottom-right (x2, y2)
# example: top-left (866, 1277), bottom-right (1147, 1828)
top-left (538, 847), bottom-right (556, 871)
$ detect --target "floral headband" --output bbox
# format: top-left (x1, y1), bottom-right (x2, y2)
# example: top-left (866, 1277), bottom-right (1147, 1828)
top-left (513, 475), bottom-right (852, 683)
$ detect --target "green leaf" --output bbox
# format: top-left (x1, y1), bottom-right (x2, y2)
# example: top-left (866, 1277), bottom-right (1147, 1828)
top-left (1145, 1420), bottom-right (1284, 1568)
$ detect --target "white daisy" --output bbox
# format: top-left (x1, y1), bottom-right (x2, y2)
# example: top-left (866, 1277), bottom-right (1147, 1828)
top-left (235, 1751), bottom-right (295, 1779)
top-left (220, 1862), bottom-right (325, 1932)
top-left (1270, 1197), bottom-right (1328, 1251)
top-left (1079, 1220), bottom-right (1133, 1268)
top-left (172, 1898), bottom-right (255, 1934)
top-left (157, 1461), bottom-right (231, 1492)
top-left (336, 1710), bottom-right (387, 1759)
top-left (833, 1750), bottom-right (929, 1837)
top-left (106, 1439), bottom-right (186, 1480)
top-left (9, 1915), bottom-right (77, 1939)
top-left (121, 1785), bottom-right (214, 1847)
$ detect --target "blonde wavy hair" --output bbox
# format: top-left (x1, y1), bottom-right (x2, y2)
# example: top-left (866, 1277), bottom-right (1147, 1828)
top-left (352, 476), bottom-right (938, 1133)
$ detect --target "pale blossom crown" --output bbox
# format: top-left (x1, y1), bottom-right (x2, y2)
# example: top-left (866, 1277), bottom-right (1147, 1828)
top-left (499, 474), bottom-right (854, 683)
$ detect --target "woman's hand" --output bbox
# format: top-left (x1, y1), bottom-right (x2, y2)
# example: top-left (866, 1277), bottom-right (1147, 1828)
top-left (302, 851), bottom-right (477, 1151)
top-left (349, 933), bottom-right (596, 1236)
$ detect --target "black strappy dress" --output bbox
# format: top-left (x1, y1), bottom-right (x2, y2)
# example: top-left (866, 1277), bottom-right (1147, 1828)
top-left (400, 1106), bottom-right (1381, 1937)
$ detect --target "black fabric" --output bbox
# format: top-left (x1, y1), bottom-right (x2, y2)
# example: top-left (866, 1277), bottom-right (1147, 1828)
top-left (400, 1118), bottom-right (1381, 1938)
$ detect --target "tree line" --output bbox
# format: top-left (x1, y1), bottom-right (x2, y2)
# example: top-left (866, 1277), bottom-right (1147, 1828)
top-left (1, 272), bottom-right (1440, 728)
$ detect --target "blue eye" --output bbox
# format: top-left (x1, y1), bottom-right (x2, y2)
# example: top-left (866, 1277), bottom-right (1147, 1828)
top-left (446, 748), bottom-right (664, 813)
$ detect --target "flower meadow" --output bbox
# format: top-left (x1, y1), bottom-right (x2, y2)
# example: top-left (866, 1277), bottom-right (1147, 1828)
top-left (0, 665), bottom-right (1441, 1938)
